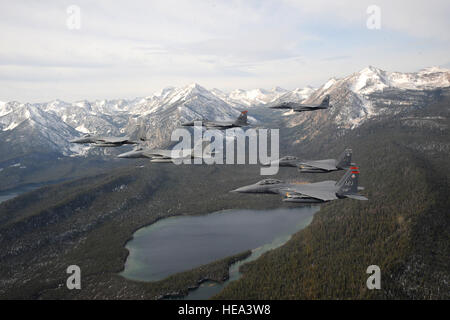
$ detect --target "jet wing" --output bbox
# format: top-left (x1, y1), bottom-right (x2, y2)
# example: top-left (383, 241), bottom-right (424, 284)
top-left (144, 149), bottom-right (173, 158)
top-left (205, 121), bottom-right (232, 129)
top-left (292, 105), bottom-right (316, 111)
top-left (146, 149), bottom-right (195, 159)
top-left (280, 181), bottom-right (338, 201)
top-left (272, 102), bottom-right (318, 111)
top-left (300, 159), bottom-right (337, 171)
top-left (96, 137), bottom-right (130, 144)
top-left (270, 102), bottom-right (293, 110)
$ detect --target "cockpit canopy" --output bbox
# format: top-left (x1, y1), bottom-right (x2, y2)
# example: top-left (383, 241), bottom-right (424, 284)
top-left (280, 156), bottom-right (298, 161)
top-left (83, 133), bottom-right (91, 137)
top-left (257, 179), bottom-right (282, 185)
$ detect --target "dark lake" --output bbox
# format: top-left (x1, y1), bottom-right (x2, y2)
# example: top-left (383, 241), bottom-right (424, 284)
top-left (121, 206), bottom-right (318, 283)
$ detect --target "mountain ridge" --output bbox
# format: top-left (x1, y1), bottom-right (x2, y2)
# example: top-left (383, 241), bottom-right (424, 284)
top-left (0, 66), bottom-right (448, 160)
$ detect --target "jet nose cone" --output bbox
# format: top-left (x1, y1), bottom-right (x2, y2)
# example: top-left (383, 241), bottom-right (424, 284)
top-left (230, 185), bottom-right (253, 193)
top-left (70, 138), bottom-right (82, 143)
top-left (261, 160), bottom-right (278, 166)
top-left (271, 160), bottom-right (280, 166)
top-left (118, 149), bottom-right (145, 158)
top-left (117, 151), bottom-right (134, 158)
top-left (269, 104), bottom-right (285, 109)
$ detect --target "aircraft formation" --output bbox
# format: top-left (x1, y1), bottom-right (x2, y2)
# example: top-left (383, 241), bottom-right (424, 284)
top-left (69, 95), bottom-right (368, 204)
top-left (270, 95), bottom-right (331, 112)
top-left (70, 134), bottom-right (145, 147)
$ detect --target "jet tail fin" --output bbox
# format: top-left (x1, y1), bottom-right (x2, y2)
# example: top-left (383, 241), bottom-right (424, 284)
top-left (336, 148), bottom-right (352, 169)
top-left (192, 139), bottom-right (215, 158)
top-left (336, 167), bottom-right (362, 196)
top-left (202, 140), bottom-right (214, 157)
top-left (234, 111), bottom-right (249, 126)
top-left (320, 95), bottom-right (330, 107)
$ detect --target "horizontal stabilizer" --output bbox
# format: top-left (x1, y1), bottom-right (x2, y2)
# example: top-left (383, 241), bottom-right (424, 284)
top-left (345, 194), bottom-right (368, 201)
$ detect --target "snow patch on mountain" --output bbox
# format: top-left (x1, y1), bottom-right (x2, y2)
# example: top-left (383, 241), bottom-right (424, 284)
top-left (348, 66), bottom-right (450, 95)
top-left (213, 87), bottom-right (289, 108)
top-left (323, 78), bottom-right (337, 91)
top-left (268, 87), bottom-right (316, 106)
top-left (75, 124), bottom-right (90, 134)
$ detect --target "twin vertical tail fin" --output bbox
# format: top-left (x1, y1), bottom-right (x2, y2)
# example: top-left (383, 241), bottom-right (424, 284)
top-left (336, 167), bottom-right (368, 200)
top-left (235, 111), bottom-right (249, 126)
top-left (202, 140), bottom-right (214, 157)
top-left (336, 148), bottom-right (352, 169)
top-left (192, 139), bottom-right (214, 158)
top-left (320, 95), bottom-right (330, 107)
top-left (135, 122), bottom-right (147, 142)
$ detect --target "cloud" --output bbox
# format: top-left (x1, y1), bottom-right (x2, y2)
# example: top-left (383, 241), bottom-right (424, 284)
top-left (283, 0), bottom-right (450, 41)
top-left (0, 0), bottom-right (449, 102)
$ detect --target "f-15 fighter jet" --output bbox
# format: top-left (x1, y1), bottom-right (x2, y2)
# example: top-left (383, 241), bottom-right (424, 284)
top-left (231, 167), bottom-right (367, 203)
top-left (70, 134), bottom-right (145, 147)
top-left (265, 149), bottom-right (353, 173)
top-left (270, 95), bottom-right (331, 112)
top-left (117, 139), bottom-right (214, 163)
top-left (181, 111), bottom-right (249, 129)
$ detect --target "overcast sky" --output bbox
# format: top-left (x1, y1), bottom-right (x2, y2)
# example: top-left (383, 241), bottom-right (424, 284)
top-left (1, 0), bottom-right (449, 102)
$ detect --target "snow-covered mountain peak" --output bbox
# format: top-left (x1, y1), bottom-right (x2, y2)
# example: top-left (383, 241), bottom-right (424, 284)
top-left (150, 86), bottom-right (175, 99)
top-left (290, 66), bottom-right (450, 130)
top-left (0, 100), bottom-right (14, 117)
top-left (418, 66), bottom-right (450, 74)
top-left (224, 87), bottom-right (288, 107)
top-left (271, 86), bottom-right (288, 93)
top-left (350, 66), bottom-right (389, 94)
top-left (267, 86), bottom-right (316, 107)
top-left (361, 65), bottom-right (383, 73)
top-left (292, 86), bottom-right (315, 97)
top-left (322, 78), bottom-right (337, 91)
top-left (183, 82), bottom-right (212, 96)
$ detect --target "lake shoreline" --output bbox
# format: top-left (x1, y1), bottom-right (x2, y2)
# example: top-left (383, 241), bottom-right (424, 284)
top-left (156, 250), bottom-right (252, 300)
top-left (120, 206), bottom-right (319, 300)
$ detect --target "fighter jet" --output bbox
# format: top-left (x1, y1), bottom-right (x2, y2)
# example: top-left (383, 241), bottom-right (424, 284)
top-left (181, 111), bottom-right (249, 130)
top-left (117, 139), bottom-right (214, 163)
top-left (231, 167), bottom-right (367, 203)
top-left (270, 95), bottom-right (331, 112)
top-left (265, 149), bottom-right (353, 173)
top-left (70, 134), bottom-right (145, 147)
